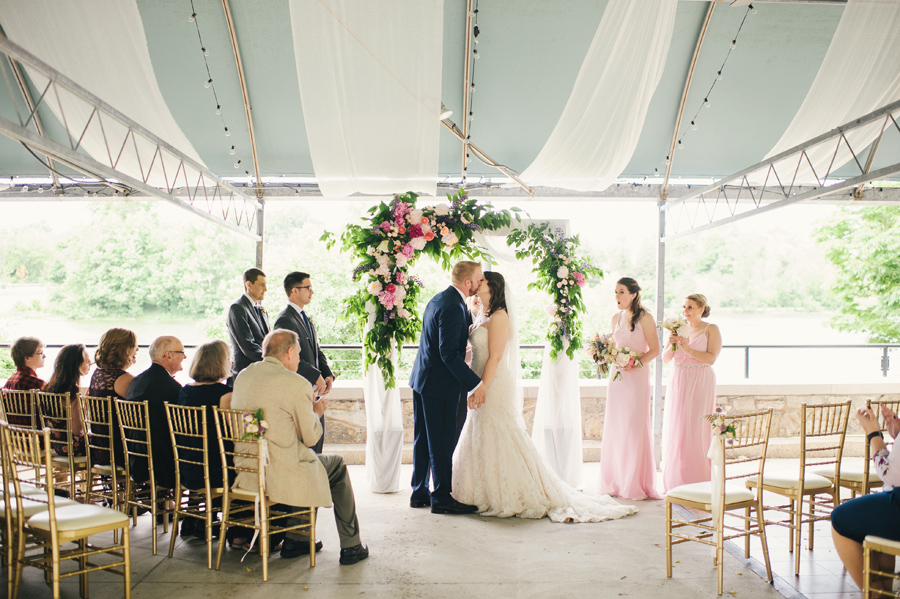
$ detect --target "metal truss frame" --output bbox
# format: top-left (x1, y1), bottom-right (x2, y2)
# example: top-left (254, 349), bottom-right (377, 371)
top-left (660, 98), bottom-right (900, 243)
top-left (0, 36), bottom-right (261, 240)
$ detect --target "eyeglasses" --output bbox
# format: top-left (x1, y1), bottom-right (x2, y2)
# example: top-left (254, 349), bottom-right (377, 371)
top-left (169, 350), bottom-right (187, 356)
top-left (294, 285), bottom-right (313, 292)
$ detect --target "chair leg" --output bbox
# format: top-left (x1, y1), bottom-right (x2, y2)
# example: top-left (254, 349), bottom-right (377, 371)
top-left (808, 496), bottom-right (816, 551)
top-left (79, 538), bottom-right (88, 599)
top-left (261, 519), bottom-right (269, 583)
top-left (665, 500), bottom-right (673, 578)
top-left (168, 509), bottom-right (179, 559)
top-left (787, 499), bottom-right (795, 551)
top-left (215, 497), bottom-right (230, 571)
top-left (123, 526), bottom-right (132, 599)
top-left (52, 540), bottom-right (61, 599)
top-left (309, 509), bottom-right (316, 568)
top-left (716, 511), bottom-right (725, 595)
top-left (744, 506), bottom-right (751, 558)
top-left (794, 497), bottom-right (803, 575)
top-left (755, 499), bottom-right (773, 584)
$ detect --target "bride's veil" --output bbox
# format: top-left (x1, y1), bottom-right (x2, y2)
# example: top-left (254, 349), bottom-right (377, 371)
top-left (503, 279), bottom-right (526, 420)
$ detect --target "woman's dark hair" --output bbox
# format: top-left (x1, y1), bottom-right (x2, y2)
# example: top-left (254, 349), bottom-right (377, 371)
top-left (483, 271), bottom-right (507, 316)
top-left (45, 344), bottom-right (87, 397)
top-left (617, 277), bottom-right (646, 332)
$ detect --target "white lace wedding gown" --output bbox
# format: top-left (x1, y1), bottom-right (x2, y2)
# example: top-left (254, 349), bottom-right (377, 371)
top-left (452, 324), bottom-right (638, 523)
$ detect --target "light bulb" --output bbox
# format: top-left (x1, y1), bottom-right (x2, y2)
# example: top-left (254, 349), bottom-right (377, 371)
top-left (189, 12), bottom-right (196, 22)
top-left (234, 161), bottom-right (241, 169)
top-left (202, 47), bottom-right (209, 56)
top-left (731, 40), bottom-right (736, 49)
top-left (716, 71), bottom-right (722, 81)
top-left (704, 97), bottom-right (710, 107)
top-left (229, 145), bottom-right (236, 155)
top-left (21, 185), bottom-right (28, 192)
top-left (224, 127), bottom-right (230, 137)
top-left (470, 84), bottom-right (475, 93)
top-left (473, 49), bottom-right (479, 59)
top-left (654, 168), bottom-right (659, 176)
top-left (466, 154), bottom-right (471, 164)
top-left (665, 156), bottom-right (670, 165)
top-left (216, 105), bottom-right (221, 115)
top-left (204, 78), bottom-right (212, 88)
top-left (690, 120), bottom-right (697, 130)
top-left (749, 4), bottom-right (757, 14)
top-left (468, 112), bottom-right (474, 121)
top-left (677, 140), bottom-right (683, 150)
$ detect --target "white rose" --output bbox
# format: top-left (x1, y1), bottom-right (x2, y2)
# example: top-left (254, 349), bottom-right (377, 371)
top-left (441, 232), bottom-right (459, 246)
top-left (377, 240), bottom-right (389, 253)
top-left (434, 203), bottom-right (451, 216)
top-left (410, 237), bottom-right (427, 251)
top-left (557, 265), bottom-right (569, 279)
top-left (395, 254), bottom-right (408, 267)
top-left (409, 209), bottom-right (423, 223)
top-left (615, 353), bottom-right (630, 368)
top-left (394, 285), bottom-right (407, 300)
top-left (545, 304), bottom-right (557, 316)
top-left (367, 280), bottom-right (383, 295)
top-left (398, 308), bottom-right (411, 319)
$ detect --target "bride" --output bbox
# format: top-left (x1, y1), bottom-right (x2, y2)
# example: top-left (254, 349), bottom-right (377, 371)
top-left (451, 271), bottom-right (637, 523)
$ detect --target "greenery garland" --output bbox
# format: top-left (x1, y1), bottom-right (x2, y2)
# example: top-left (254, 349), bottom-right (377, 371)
top-left (507, 223), bottom-right (602, 360)
top-left (322, 190), bottom-right (518, 388)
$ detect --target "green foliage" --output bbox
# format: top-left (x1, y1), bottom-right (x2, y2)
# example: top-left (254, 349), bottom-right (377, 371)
top-left (506, 223), bottom-right (602, 360)
top-left (326, 190), bottom-right (518, 387)
top-left (816, 206), bottom-right (900, 342)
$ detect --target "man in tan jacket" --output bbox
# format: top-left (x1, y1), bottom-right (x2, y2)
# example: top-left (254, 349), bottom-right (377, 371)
top-left (232, 329), bottom-right (368, 565)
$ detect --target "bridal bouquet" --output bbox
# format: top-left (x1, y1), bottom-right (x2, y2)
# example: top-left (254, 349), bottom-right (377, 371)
top-left (704, 407), bottom-right (738, 446)
top-left (241, 409), bottom-right (268, 441)
top-left (586, 333), bottom-right (615, 378)
top-left (608, 346), bottom-right (643, 382)
top-left (659, 315), bottom-right (689, 352)
top-left (586, 334), bottom-right (642, 382)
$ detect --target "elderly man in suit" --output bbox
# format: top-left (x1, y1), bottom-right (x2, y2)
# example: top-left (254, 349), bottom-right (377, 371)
top-left (231, 329), bottom-right (368, 565)
top-left (226, 267), bottom-right (270, 384)
top-left (125, 335), bottom-right (186, 490)
top-left (273, 271), bottom-right (334, 454)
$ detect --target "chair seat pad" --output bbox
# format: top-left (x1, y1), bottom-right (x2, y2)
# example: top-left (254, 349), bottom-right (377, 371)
top-left (0, 483), bottom-right (46, 498)
top-left (90, 464), bottom-right (127, 475)
top-left (811, 465), bottom-right (879, 484)
top-left (52, 455), bottom-right (88, 466)
top-left (28, 503), bottom-right (129, 531)
top-left (667, 481), bottom-right (754, 505)
top-left (0, 496), bottom-right (79, 517)
top-left (746, 473), bottom-right (832, 490)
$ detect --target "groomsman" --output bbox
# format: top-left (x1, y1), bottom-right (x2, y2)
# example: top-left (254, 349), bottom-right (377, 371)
top-left (273, 271), bottom-right (334, 454)
top-left (226, 267), bottom-right (270, 384)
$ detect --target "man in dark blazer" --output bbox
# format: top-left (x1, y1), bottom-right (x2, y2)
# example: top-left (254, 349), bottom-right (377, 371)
top-left (273, 271), bottom-right (334, 454)
top-left (125, 336), bottom-right (186, 490)
top-left (409, 261), bottom-right (486, 514)
top-left (226, 267), bottom-right (270, 383)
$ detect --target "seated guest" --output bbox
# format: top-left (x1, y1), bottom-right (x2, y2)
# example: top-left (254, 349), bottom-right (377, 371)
top-left (88, 328), bottom-right (137, 466)
top-left (231, 329), bottom-right (368, 565)
top-left (832, 405), bottom-right (900, 592)
top-left (178, 340), bottom-right (234, 490)
top-left (2, 336), bottom-right (46, 426)
top-left (43, 344), bottom-right (91, 456)
top-left (125, 336), bottom-right (186, 491)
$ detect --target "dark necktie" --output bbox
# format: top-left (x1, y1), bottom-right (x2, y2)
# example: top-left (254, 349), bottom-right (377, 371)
top-left (255, 306), bottom-right (267, 332)
top-left (300, 310), bottom-right (318, 369)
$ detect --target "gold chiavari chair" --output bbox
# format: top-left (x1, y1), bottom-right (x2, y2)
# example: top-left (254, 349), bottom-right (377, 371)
top-left (1, 389), bottom-right (38, 429)
top-left (165, 403), bottom-right (224, 568)
top-left (81, 395), bottom-right (128, 514)
top-left (213, 407), bottom-right (316, 581)
top-left (666, 408), bottom-right (774, 595)
top-left (1, 422), bottom-right (131, 599)
top-left (36, 391), bottom-right (89, 501)
top-left (863, 536), bottom-right (900, 599)
top-left (747, 401), bottom-right (851, 574)
top-left (115, 399), bottom-right (172, 555)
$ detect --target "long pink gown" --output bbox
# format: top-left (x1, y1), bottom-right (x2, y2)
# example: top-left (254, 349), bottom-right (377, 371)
top-left (598, 313), bottom-right (662, 500)
top-left (662, 328), bottom-right (716, 491)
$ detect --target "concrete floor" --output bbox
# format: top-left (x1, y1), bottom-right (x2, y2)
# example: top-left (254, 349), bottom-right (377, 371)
top-left (11, 463), bottom-right (803, 599)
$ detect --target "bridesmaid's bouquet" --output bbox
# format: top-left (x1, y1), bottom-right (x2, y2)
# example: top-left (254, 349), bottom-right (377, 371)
top-left (586, 334), bottom-right (642, 382)
top-left (659, 315), bottom-right (689, 352)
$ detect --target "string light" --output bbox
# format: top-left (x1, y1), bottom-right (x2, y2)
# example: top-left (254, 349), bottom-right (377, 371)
top-left (229, 145), bottom-right (236, 155)
top-left (463, 0), bottom-right (481, 184)
top-left (204, 78), bottom-right (212, 88)
top-left (216, 104), bottom-right (221, 115)
top-left (704, 97), bottom-right (710, 107)
top-left (690, 120), bottom-right (697, 130)
top-left (188, 12), bottom-right (196, 22)
top-left (224, 127), bottom-right (230, 137)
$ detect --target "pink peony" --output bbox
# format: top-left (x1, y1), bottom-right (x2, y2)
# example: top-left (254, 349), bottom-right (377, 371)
top-left (572, 272), bottom-right (586, 287)
top-left (410, 237), bottom-right (426, 251)
top-left (385, 283), bottom-right (396, 293)
top-left (402, 243), bottom-right (414, 258)
top-left (408, 224), bottom-right (423, 238)
top-left (396, 272), bottom-right (408, 285)
top-left (378, 291), bottom-right (397, 310)
top-left (380, 221), bottom-right (391, 232)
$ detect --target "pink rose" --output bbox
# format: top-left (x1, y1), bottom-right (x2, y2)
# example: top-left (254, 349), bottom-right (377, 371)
top-left (385, 283), bottom-right (396, 293)
top-left (423, 230), bottom-right (435, 241)
top-left (378, 291), bottom-right (397, 310)
top-left (380, 221), bottom-right (391, 232)
top-left (408, 224), bottom-right (423, 238)
top-left (396, 272), bottom-right (408, 285)
top-left (573, 272), bottom-right (586, 287)
top-left (402, 243), bottom-right (414, 258)
top-left (440, 226), bottom-right (450, 236)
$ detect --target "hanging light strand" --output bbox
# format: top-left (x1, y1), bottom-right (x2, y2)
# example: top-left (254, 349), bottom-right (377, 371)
top-left (188, 0), bottom-right (248, 172)
top-left (463, 0), bottom-right (481, 178)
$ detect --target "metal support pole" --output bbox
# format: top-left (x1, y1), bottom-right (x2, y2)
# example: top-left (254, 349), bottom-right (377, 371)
top-left (653, 198), bottom-right (666, 465)
top-left (882, 347), bottom-right (890, 378)
top-left (255, 199), bottom-right (265, 268)
top-left (744, 347), bottom-right (750, 379)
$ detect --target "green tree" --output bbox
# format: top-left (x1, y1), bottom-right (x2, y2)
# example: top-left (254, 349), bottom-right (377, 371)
top-left (816, 206), bottom-right (900, 342)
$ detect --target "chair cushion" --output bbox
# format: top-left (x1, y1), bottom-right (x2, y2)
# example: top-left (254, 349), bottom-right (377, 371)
top-left (811, 465), bottom-right (879, 484)
top-left (90, 464), bottom-right (127, 475)
top-left (0, 496), bottom-right (79, 518)
top-left (51, 455), bottom-right (88, 467)
top-left (746, 473), bottom-right (832, 491)
top-left (28, 503), bottom-right (129, 532)
top-left (0, 483), bottom-right (46, 498)
top-left (666, 481), bottom-right (754, 505)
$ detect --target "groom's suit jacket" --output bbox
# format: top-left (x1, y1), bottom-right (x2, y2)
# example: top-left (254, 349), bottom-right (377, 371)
top-left (227, 294), bottom-right (270, 378)
top-left (410, 286), bottom-right (481, 399)
top-left (273, 304), bottom-right (334, 386)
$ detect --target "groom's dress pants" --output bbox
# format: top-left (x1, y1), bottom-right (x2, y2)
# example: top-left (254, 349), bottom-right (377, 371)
top-left (411, 390), bottom-right (460, 506)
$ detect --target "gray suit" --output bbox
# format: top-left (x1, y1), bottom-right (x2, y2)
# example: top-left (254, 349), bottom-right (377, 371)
top-left (273, 304), bottom-right (334, 453)
top-left (227, 295), bottom-right (270, 380)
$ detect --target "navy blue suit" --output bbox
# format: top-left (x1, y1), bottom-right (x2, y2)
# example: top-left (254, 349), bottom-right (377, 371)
top-left (409, 286), bottom-right (481, 506)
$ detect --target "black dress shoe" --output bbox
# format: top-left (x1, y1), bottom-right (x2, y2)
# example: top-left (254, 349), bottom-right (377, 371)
top-left (410, 498), bottom-right (431, 508)
top-left (339, 542), bottom-right (369, 566)
top-left (431, 499), bottom-right (478, 515)
top-left (280, 538), bottom-right (323, 559)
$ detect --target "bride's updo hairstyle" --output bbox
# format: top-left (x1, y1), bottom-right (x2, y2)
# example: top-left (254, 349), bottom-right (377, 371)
top-left (617, 277), bottom-right (646, 332)
top-left (483, 271), bottom-right (507, 316)
top-left (686, 293), bottom-right (711, 318)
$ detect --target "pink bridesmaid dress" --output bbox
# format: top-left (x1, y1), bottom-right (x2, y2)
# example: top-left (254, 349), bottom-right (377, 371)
top-left (662, 326), bottom-right (716, 491)
top-left (599, 312), bottom-right (662, 500)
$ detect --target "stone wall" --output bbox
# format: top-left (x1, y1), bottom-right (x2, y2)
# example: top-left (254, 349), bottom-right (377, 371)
top-left (320, 381), bottom-right (900, 446)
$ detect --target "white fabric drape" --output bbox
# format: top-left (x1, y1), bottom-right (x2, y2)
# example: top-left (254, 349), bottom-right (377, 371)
top-left (763, 0), bottom-right (900, 182)
top-left (289, 0), bottom-right (443, 197)
top-left (520, 0), bottom-right (678, 192)
top-left (362, 304), bottom-right (403, 493)
top-left (531, 348), bottom-right (583, 487)
top-left (0, 0), bottom-right (205, 186)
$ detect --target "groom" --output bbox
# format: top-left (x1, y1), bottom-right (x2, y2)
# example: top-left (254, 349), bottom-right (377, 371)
top-left (409, 261), bottom-right (486, 514)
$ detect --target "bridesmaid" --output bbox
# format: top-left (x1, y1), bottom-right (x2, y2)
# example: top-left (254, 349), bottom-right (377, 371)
top-left (661, 294), bottom-right (722, 491)
top-left (599, 277), bottom-right (661, 500)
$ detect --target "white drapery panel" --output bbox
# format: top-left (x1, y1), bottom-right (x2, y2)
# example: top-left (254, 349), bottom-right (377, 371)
top-left (0, 0), bottom-right (205, 186)
top-left (362, 305), bottom-right (404, 493)
top-left (520, 0), bottom-right (678, 192)
top-left (763, 0), bottom-right (900, 182)
top-left (289, 0), bottom-right (443, 198)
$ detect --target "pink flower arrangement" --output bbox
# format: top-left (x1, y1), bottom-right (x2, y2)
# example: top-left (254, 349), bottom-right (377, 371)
top-left (572, 272), bottom-right (586, 287)
top-left (401, 243), bottom-right (414, 258)
top-left (395, 272), bottom-right (408, 285)
top-left (378, 291), bottom-right (397, 309)
top-left (385, 283), bottom-right (396, 293)
top-left (423, 230), bottom-right (435, 241)
top-left (408, 224), bottom-right (423, 238)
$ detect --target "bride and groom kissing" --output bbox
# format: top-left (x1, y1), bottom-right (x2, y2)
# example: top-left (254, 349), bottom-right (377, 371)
top-left (409, 261), bottom-right (637, 523)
